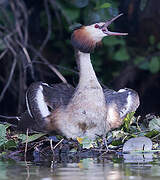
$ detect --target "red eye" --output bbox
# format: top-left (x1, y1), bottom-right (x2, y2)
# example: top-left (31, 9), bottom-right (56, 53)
top-left (94, 24), bottom-right (99, 28)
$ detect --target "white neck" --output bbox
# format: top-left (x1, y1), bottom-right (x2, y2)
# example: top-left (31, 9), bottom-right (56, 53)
top-left (77, 51), bottom-right (101, 89)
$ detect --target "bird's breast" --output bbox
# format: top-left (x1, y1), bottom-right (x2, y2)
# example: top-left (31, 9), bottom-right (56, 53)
top-left (53, 87), bottom-right (108, 139)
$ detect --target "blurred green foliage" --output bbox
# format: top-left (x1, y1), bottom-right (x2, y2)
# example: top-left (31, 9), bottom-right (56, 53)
top-left (38, 0), bottom-right (160, 83)
top-left (0, 123), bottom-right (45, 151)
top-left (0, 124), bottom-right (17, 150)
top-left (0, 0), bottom-right (160, 116)
top-left (0, 0), bottom-right (159, 81)
top-left (0, 0), bottom-right (159, 85)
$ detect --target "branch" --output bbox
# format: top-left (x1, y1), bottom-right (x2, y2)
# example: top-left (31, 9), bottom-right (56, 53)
top-left (10, 1), bottom-right (23, 42)
top-left (16, 39), bottom-right (35, 80)
top-left (40, 0), bottom-right (52, 51)
top-left (0, 115), bottom-right (20, 120)
top-left (16, 0), bottom-right (29, 46)
top-left (0, 58), bottom-right (17, 102)
top-left (0, 49), bottom-right (8, 61)
top-left (32, 0), bottom-right (52, 63)
top-left (29, 46), bottom-right (68, 83)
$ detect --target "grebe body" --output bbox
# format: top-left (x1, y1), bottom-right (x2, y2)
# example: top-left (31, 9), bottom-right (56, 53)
top-left (18, 14), bottom-right (140, 139)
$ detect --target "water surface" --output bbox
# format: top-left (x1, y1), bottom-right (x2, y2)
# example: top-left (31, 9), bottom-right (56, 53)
top-left (1, 154), bottom-right (160, 180)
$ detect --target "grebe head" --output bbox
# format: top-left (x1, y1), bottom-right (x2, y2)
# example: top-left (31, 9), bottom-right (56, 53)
top-left (71, 13), bottom-right (128, 53)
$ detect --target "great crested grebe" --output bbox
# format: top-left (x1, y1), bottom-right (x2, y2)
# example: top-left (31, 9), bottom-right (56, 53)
top-left (18, 14), bottom-right (140, 139)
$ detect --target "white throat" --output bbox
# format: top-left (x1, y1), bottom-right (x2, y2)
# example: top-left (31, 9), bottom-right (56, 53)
top-left (77, 51), bottom-right (101, 89)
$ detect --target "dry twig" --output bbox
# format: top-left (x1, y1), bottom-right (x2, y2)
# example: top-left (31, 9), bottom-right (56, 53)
top-left (0, 58), bottom-right (17, 102)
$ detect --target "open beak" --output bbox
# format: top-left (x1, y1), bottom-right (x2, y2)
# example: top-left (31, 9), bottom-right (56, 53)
top-left (102, 13), bottom-right (128, 36)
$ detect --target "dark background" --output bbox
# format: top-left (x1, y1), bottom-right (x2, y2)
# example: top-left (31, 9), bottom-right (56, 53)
top-left (0, 0), bottom-right (160, 117)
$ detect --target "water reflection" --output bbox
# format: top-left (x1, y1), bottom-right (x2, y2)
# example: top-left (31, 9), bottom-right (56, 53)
top-left (0, 156), bottom-right (160, 180)
top-left (123, 153), bottom-right (153, 163)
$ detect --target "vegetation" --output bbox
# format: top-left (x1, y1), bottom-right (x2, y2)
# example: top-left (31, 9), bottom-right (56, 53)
top-left (0, 0), bottom-right (160, 161)
top-left (0, 113), bottom-right (160, 161)
top-left (0, 0), bottom-right (160, 115)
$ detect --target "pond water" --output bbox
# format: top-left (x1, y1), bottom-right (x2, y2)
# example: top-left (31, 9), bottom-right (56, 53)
top-left (1, 154), bottom-right (160, 180)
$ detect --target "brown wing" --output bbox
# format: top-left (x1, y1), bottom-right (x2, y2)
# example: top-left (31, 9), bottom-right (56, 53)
top-left (18, 82), bottom-right (75, 132)
top-left (104, 88), bottom-right (139, 119)
top-left (43, 83), bottom-right (75, 109)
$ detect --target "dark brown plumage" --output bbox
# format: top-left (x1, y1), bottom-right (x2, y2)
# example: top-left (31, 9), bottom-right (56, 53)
top-left (71, 26), bottom-right (100, 53)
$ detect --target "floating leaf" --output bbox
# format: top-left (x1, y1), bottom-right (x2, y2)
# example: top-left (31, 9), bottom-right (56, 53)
top-left (149, 56), bottom-right (160, 74)
top-left (123, 137), bottom-right (152, 152)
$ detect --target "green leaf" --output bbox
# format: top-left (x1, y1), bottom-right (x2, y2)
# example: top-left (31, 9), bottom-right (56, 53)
top-left (55, 1), bottom-right (80, 22)
top-left (95, 3), bottom-right (111, 9)
top-left (145, 130), bottom-right (159, 138)
top-left (78, 137), bottom-right (95, 149)
top-left (114, 48), bottom-right (129, 61)
top-left (149, 118), bottom-right (160, 131)
top-left (112, 130), bottom-right (127, 139)
top-left (4, 140), bottom-right (17, 149)
top-left (157, 42), bottom-right (160, 50)
top-left (111, 139), bottom-right (123, 146)
top-left (18, 133), bottom-right (46, 144)
top-left (0, 124), bottom-right (9, 137)
top-left (62, 7), bottom-right (80, 22)
top-left (123, 112), bottom-right (135, 131)
top-left (103, 36), bottom-right (125, 46)
top-left (149, 56), bottom-right (160, 73)
top-left (149, 35), bottom-right (155, 45)
top-left (139, 61), bottom-right (149, 70)
top-left (0, 124), bottom-right (17, 149)
top-left (0, 124), bottom-right (9, 147)
top-left (134, 56), bottom-right (145, 65)
top-left (70, 0), bottom-right (89, 8)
